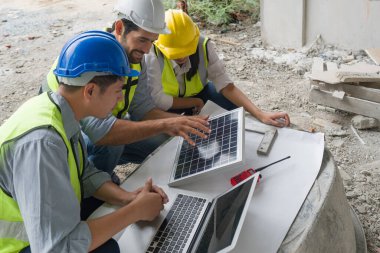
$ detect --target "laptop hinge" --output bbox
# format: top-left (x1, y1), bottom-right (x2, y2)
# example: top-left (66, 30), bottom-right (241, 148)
top-left (187, 199), bottom-right (214, 253)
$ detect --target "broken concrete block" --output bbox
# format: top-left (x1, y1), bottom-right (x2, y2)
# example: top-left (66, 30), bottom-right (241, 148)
top-left (332, 90), bottom-right (345, 100)
top-left (351, 115), bottom-right (379, 130)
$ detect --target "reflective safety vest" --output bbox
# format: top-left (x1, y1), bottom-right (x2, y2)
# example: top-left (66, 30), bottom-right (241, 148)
top-left (111, 63), bottom-right (141, 118)
top-left (45, 60), bottom-right (141, 119)
top-left (154, 36), bottom-right (209, 97)
top-left (0, 92), bottom-right (84, 253)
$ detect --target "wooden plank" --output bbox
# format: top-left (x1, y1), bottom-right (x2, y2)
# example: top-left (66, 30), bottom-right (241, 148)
top-left (358, 82), bottom-right (380, 89)
top-left (337, 71), bottom-right (380, 83)
top-left (365, 48), bottom-right (380, 65)
top-left (339, 62), bottom-right (380, 73)
top-left (310, 81), bottom-right (380, 103)
top-left (309, 88), bottom-right (380, 121)
top-left (309, 60), bottom-right (380, 84)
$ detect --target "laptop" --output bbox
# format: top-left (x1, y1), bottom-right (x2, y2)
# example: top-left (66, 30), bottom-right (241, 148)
top-left (118, 173), bottom-right (259, 253)
top-left (168, 107), bottom-right (245, 187)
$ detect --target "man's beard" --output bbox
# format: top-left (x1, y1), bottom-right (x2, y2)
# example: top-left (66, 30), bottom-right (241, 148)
top-left (128, 49), bottom-right (145, 64)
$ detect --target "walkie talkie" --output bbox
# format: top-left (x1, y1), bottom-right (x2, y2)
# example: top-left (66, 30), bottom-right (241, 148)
top-left (230, 156), bottom-right (291, 186)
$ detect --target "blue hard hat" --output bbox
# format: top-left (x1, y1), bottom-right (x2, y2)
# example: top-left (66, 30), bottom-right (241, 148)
top-left (54, 30), bottom-right (139, 78)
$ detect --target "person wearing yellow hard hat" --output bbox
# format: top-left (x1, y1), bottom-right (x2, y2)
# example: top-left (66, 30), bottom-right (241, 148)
top-left (146, 9), bottom-right (290, 127)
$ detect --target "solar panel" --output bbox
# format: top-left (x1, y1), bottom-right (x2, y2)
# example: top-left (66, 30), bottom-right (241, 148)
top-left (168, 107), bottom-right (245, 187)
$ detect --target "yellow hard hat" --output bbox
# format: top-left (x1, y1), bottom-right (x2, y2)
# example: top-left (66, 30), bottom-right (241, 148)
top-left (155, 9), bottom-right (200, 60)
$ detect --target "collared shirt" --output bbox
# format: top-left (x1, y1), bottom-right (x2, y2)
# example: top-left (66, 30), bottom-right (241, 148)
top-left (170, 59), bottom-right (191, 96)
top-left (0, 92), bottom-right (111, 252)
top-left (80, 59), bottom-right (156, 143)
top-left (145, 40), bottom-right (233, 111)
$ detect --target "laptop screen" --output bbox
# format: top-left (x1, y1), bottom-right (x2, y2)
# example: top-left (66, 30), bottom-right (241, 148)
top-left (194, 176), bottom-right (255, 252)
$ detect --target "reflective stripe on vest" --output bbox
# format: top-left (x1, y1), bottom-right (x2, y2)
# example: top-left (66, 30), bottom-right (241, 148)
top-left (112, 63), bottom-right (141, 118)
top-left (154, 36), bottom-right (209, 97)
top-left (46, 60), bottom-right (140, 119)
top-left (0, 220), bottom-right (28, 241)
top-left (0, 92), bottom-right (84, 252)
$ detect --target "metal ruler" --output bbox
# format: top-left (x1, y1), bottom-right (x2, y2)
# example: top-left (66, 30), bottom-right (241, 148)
top-left (245, 121), bottom-right (278, 155)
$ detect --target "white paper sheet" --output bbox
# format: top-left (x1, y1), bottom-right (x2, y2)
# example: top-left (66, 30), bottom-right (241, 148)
top-left (90, 103), bottom-right (325, 253)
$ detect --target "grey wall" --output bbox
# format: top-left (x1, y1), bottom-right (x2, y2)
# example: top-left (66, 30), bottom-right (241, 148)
top-left (261, 0), bottom-right (380, 50)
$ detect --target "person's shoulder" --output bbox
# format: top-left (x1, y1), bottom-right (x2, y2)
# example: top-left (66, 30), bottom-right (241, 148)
top-left (14, 127), bottom-right (65, 148)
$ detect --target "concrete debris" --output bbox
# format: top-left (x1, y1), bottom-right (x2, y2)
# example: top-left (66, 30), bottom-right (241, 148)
top-left (351, 115), bottom-right (379, 130)
top-left (308, 58), bottom-right (380, 121)
top-left (316, 105), bottom-right (336, 113)
top-left (313, 118), bottom-right (342, 130)
top-left (308, 58), bottom-right (380, 84)
top-left (356, 206), bottom-right (367, 214)
top-left (326, 129), bottom-right (349, 137)
top-left (365, 48), bottom-right (380, 65)
top-left (360, 170), bottom-right (372, 177)
top-left (250, 48), bottom-right (312, 75)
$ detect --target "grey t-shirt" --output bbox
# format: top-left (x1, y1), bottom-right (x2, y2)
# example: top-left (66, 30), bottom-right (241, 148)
top-left (0, 92), bottom-right (110, 252)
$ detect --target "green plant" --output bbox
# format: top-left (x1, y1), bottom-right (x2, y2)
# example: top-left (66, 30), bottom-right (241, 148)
top-left (163, 0), bottom-right (260, 25)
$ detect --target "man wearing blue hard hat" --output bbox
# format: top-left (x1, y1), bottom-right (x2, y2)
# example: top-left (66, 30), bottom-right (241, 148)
top-left (0, 31), bottom-right (168, 253)
top-left (42, 0), bottom-right (210, 184)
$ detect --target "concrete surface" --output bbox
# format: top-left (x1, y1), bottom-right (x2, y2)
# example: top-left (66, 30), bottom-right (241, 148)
top-left (261, 0), bottom-right (380, 50)
top-left (279, 149), bottom-right (367, 253)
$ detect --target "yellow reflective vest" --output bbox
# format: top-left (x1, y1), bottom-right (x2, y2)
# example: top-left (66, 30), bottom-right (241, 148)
top-left (46, 60), bottom-right (141, 119)
top-left (154, 36), bottom-right (209, 97)
top-left (0, 92), bottom-right (84, 253)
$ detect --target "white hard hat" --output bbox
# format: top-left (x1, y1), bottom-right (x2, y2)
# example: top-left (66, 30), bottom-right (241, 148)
top-left (114, 0), bottom-right (171, 34)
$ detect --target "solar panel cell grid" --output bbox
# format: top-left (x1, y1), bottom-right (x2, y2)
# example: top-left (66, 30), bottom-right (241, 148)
top-left (174, 111), bottom-right (240, 180)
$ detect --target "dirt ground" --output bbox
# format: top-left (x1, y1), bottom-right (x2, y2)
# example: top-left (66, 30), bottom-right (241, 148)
top-left (1, 0), bottom-right (379, 252)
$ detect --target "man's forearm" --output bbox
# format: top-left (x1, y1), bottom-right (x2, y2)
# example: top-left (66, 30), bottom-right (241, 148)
top-left (87, 202), bottom-right (140, 251)
top-left (142, 108), bottom-right (180, 120)
top-left (96, 111), bottom-right (210, 147)
top-left (221, 83), bottom-right (263, 119)
top-left (93, 181), bottom-right (135, 206)
top-left (95, 118), bottom-right (167, 145)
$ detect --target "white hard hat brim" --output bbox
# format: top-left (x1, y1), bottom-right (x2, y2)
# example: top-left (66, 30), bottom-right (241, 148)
top-left (117, 13), bottom-right (171, 35)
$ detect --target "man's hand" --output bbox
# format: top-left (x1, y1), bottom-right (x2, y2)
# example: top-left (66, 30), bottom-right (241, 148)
top-left (132, 178), bottom-right (165, 221)
top-left (162, 115), bottom-right (210, 146)
top-left (133, 181), bottom-right (169, 204)
top-left (257, 111), bottom-right (290, 127)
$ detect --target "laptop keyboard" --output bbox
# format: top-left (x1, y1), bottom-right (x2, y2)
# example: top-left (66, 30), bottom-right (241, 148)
top-left (146, 194), bottom-right (207, 253)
